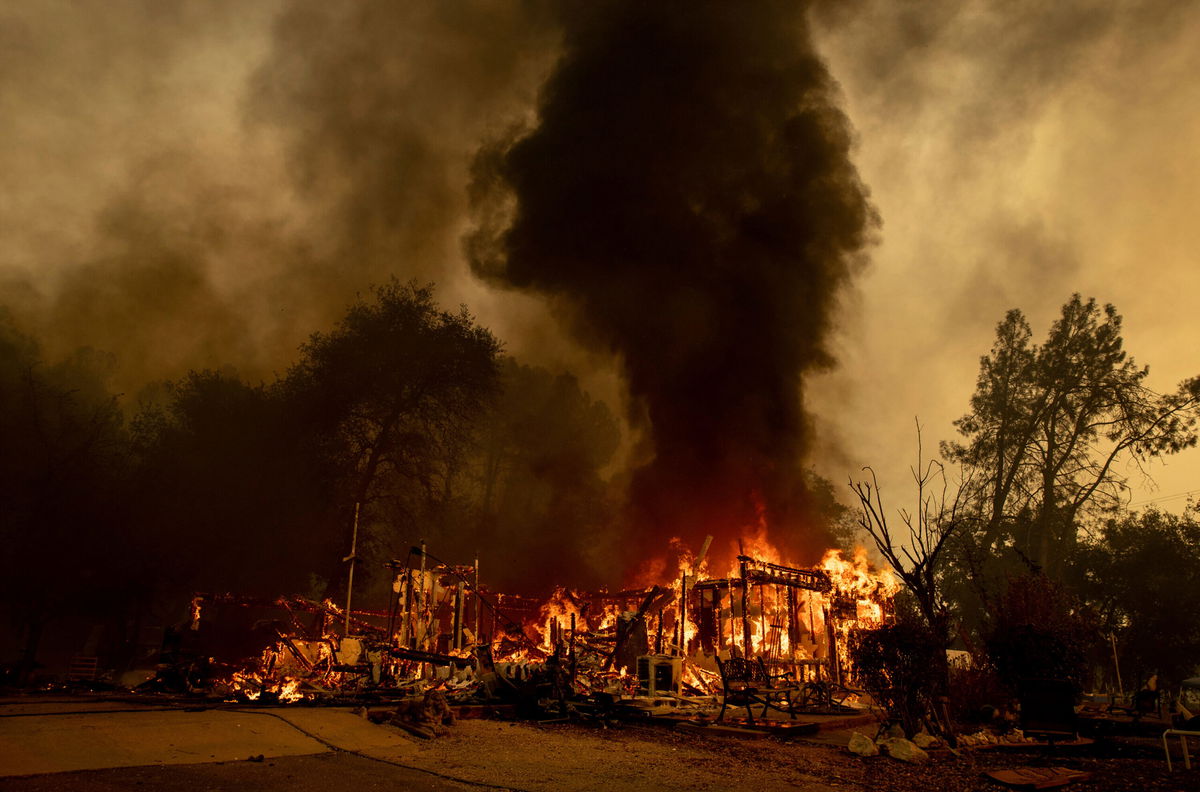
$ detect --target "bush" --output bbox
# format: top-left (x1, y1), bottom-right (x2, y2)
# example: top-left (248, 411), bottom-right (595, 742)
top-left (985, 575), bottom-right (1097, 695)
top-left (947, 664), bottom-right (1011, 727)
top-left (849, 613), bottom-right (945, 736)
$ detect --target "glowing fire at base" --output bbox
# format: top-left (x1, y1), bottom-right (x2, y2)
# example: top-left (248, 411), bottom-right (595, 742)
top-left (202, 536), bottom-right (897, 705)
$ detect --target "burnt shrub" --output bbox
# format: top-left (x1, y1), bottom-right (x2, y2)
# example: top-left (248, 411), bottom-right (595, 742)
top-left (985, 574), bottom-right (1097, 695)
top-left (947, 663), bottom-right (1011, 727)
top-left (849, 612), bottom-right (945, 736)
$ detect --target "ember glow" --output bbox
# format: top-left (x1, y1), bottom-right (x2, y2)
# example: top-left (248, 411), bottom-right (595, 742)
top-left (208, 527), bottom-right (896, 705)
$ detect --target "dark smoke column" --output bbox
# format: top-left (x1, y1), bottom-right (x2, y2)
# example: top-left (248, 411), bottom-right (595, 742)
top-left (469, 1), bottom-right (877, 567)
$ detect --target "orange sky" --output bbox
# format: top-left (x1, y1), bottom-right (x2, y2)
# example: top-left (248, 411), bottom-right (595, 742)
top-left (1, 1), bottom-right (1196, 515)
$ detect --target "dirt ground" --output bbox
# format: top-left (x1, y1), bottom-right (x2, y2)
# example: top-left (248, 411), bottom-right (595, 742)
top-left (2, 701), bottom-right (1196, 792)
top-left (396, 719), bottom-right (1198, 792)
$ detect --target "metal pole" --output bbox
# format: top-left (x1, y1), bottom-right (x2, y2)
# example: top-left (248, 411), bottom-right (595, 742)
top-left (1110, 632), bottom-right (1124, 699)
top-left (343, 503), bottom-right (360, 636)
top-left (417, 540), bottom-right (427, 651)
top-left (473, 557), bottom-right (480, 643)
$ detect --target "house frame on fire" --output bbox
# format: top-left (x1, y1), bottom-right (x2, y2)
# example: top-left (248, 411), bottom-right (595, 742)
top-left (196, 541), bottom-right (896, 702)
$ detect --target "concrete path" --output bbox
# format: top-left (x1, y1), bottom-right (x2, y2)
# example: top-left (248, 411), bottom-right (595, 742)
top-left (0, 708), bottom-right (327, 776)
top-left (0, 702), bottom-right (419, 778)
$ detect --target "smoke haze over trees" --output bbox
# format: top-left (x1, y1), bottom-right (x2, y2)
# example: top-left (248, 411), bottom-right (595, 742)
top-left (851, 295), bottom-right (1200, 702)
top-left (3, 1), bottom-right (1200, 690)
top-left (0, 283), bottom-right (626, 676)
top-left (4, 0), bottom-right (1200, 521)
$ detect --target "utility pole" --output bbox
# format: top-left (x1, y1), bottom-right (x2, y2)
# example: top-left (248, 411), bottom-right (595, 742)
top-left (1110, 632), bottom-right (1124, 700)
top-left (343, 503), bottom-right (360, 636)
top-left (417, 540), bottom-right (427, 650)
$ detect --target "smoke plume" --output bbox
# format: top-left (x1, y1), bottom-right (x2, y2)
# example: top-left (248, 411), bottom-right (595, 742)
top-left (0, 0), bottom-right (560, 399)
top-left (469, 0), bottom-right (878, 566)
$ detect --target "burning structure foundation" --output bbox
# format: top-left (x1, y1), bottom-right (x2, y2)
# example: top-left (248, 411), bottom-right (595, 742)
top-left (195, 539), bottom-right (896, 709)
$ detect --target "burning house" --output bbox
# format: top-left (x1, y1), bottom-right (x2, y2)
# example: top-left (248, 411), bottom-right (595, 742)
top-left (199, 536), bottom-right (896, 717)
top-left (172, 0), bottom-right (889, 723)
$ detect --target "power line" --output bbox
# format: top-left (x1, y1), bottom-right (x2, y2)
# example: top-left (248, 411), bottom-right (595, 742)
top-left (1129, 488), bottom-right (1200, 508)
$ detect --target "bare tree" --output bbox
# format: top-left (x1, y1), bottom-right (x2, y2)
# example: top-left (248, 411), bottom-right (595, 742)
top-left (850, 421), bottom-right (970, 638)
top-left (849, 421), bottom-right (975, 746)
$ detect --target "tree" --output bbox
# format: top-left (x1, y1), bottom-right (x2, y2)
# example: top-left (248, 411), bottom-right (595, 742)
top-left (850, 423), bottom-right (971, 738)
top-left (464, 359), bottom-right (620, 593)
top-left (0, 316), bottom-right (131, 681)
top-left (131, 369), bottom-right (340, 598)
top-left (984, 574), bottom-right (1097, 695)
top-left (944, 295), bottom-right (1200, 577)
top-left (283, 280), bottom-right (501, 590)
top-left (851, 424), bottom-right (968, 647)
top-left (1076, 506), bottom-right (1200, 691)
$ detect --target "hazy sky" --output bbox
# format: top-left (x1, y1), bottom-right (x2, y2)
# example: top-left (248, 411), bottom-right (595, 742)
top-left (2, 1), bottom-right (1197, 524)
top-left (808, 0), bottom-right (1200, 512)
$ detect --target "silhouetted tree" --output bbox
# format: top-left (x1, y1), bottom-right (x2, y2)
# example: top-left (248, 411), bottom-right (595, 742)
top-left (1076, 505), bottom-right (1200, 692)
top-left (282, 280), bottom-right (501, 591)
top-left (463, 359), bottom-right (620, 592)
top-left (984, 574), bottom-right (1097, 695)
top-left (850, 423), bottom-right (972, 739)
top-left (851, 424), bottom-right (968, 648)
top-left (131, 369), bottom-right (340, 598)
top-left (944, 295), bottom-right (1200, 577)
top-left (0, 317), bottom-right (131, 681)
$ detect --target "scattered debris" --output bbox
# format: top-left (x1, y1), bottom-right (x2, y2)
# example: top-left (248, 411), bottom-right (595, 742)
top-left (984, 766), bottom-right (1091, 789)
top-left (958, 729), bottom-right (1038, 747)
top-left (378, 690), bottom-right (458, 740)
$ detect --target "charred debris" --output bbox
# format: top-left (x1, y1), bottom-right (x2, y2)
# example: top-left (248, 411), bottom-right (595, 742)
top-left (142, 539), bottom-right (896, 729)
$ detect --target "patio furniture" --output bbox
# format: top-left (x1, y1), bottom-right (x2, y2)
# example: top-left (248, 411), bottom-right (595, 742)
top-left (714, 656), bottom-right (800, 725)
top-left (1162, 728), bottom-right (1200, 771)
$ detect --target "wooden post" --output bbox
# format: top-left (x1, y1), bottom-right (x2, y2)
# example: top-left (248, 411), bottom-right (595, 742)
top-left (786, 586), bottom-right (797, 656)
top-left (679, 572), bottom-right (687, 654)
top-left (740, 559), bottom-right (753, 657)
top-left (569, 612), bottom-right (577, 684)
top-left (386, 564), bottom-right (399, 638)
top-left (400, 568), bottom-right (411, 647)
top-left (453, 582), bottom-right (465, 650)
top-left (473, 557), bottom-right (480, 644)
top-left (758, 581), bottom-right (768, 660)
top-left (727, 579), bottom-right (736, 653)
top-left (825, 606), bottom-right (840, 685)
top-left (1110, 632), bottom-right (1124, 699)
